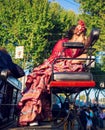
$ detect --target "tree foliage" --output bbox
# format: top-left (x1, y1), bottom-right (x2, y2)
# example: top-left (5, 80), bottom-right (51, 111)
top-left (0, 0), bottom-right (77, 69)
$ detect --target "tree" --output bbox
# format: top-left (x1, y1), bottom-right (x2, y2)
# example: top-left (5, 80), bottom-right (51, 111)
top-left (84, 89), bottom-right (92, 103)
top-left (0, 0), bottom-right (78, 69)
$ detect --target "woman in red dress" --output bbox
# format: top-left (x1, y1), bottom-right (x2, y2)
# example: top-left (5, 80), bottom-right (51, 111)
top-left (18, 20), bottom-right (89, 126)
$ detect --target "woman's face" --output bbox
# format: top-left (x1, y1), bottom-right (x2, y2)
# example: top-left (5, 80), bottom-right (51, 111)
top-left (74, 32), bottom-right (87, 44)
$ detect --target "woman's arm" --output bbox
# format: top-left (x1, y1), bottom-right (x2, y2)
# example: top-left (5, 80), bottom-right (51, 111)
top-left (47, 38), bottom-right (68, 64)
top-left (84, 36), bottom-right (91, 49)
top-left (71, 53), bottom-right (88, 64)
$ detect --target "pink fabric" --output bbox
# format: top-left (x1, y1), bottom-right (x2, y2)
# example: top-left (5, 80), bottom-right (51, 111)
top-left (18, 38), bottom-right (84, 126)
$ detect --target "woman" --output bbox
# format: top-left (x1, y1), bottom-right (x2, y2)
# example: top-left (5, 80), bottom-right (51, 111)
top-left (85, 107), bottom-right (93, 130)
top-left (18, 20), bottom-right (89, 126)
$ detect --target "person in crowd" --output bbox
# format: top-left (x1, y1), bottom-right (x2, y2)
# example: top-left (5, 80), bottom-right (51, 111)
top-left (18, 20), bottom-right (91, 126)
top-left (85, 107), bottom-right (93, 130)
top-left (92, 104), bottom-right (99, 130)
top-left (79, 106), bottom-right (87, 130)
top-left (98, 109), bottom-right (105, 129)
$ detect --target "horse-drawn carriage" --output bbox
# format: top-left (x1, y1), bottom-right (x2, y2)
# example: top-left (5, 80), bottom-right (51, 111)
top-left (0, 28), bottom-right (100, 130)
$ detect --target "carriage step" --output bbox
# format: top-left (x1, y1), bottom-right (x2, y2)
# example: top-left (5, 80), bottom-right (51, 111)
top-left (6, 126), bottom-right (63, 130)
top-left (2, 121), bottom-right (63, 130)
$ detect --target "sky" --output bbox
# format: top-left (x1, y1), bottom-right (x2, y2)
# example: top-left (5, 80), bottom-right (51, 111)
top-left (49, 0), bottom-right (80, 13)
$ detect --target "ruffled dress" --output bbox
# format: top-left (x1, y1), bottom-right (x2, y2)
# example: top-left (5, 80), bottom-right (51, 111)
top-left (18, 38), bottom-right (84, 126)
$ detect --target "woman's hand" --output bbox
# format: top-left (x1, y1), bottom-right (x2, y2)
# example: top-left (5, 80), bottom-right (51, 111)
top-left (71, 53), bottom-right (88, 64)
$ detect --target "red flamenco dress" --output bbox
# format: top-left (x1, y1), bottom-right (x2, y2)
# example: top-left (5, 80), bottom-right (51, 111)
top-left (18, 38), bottom-right (84, 126)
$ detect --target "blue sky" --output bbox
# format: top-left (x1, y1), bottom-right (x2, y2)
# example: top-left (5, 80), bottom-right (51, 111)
top-left (49, 0), bottom-right (80, 13)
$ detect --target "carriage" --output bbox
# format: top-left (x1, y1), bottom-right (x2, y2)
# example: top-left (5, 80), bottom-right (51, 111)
top-left (0, 28), bottom-right (100, 130)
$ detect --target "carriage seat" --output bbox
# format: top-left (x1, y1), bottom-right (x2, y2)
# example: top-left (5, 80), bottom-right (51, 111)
top-left (52, 72), bottom-right (93, 81)
top-left (50, 71), bottom-right (95, 90)
top-left (50, 29), bottom-right (100, 92)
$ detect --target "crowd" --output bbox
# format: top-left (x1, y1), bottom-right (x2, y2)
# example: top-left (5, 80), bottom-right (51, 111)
top-left (77, 104), bottom-right (105, 130)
